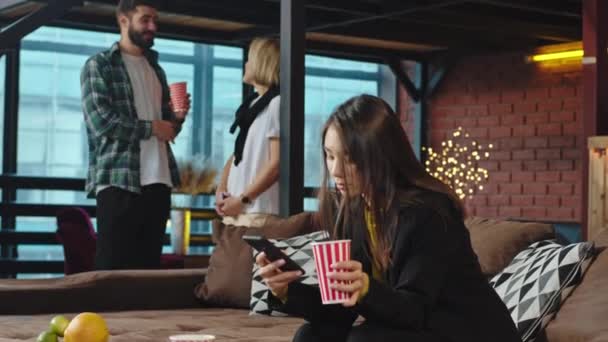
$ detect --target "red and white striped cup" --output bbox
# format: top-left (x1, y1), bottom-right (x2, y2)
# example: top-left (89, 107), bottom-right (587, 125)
top-left (169, 81), bottom-right (188, 111)
top-left (312, 239), bottom-right (352, 305)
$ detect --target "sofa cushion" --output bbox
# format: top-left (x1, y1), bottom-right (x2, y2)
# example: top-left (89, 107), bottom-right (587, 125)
top-left (542, 228), bottom-right (608, 342)
top-left (250, 230), bottom-right (329, 316)
top-left (465, 217), bottom-right (554, 276)
top-left (0, 269), bottom-right (206, 315)
top-left (490, 240), bottom-right (595, 342)
top-left (195, 212), bottom-right (318, 309)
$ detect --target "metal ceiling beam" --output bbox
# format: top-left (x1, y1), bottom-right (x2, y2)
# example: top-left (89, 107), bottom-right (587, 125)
top-left (80, 0), bottom-right (405, 24)
top-left (0, 0), bottom-right (83, 51)
top-left (81, 0), bottom-right (280, 28)
top-left (307, 40), bottom-right (430, 63)
top-left (388, 59), bottom-right (421, 102)
top-left (306, 0), bottom-right (468, 32)
top-left (0, 0), bottom-right (29, 12)
top-left (53, 11), bottom-right (239, 46)
top-left (426, 55), bottom-right (458, 98)
top-left (428, 67), bottom-right (448, 98)
top-left (319, 19), bottom-right (540, 52)
top-left (397, 9), bottom-right (580, 42)
top-left (232, 8), bottom-right (356, 42)
top-left (3, 0), bottom-right (584, 63)
top-left (41, 10), bottom-right (429, 63)
top-left (156, 0), bottom-right (279, 27)
top-left (30, 4), bottom-right (432, 62)
top-left (472, 0), bottom-right (581, 19)
top-left (263, 0), bottom-right (384, 16)
top-left (234, 0), bottom-right (467, 41)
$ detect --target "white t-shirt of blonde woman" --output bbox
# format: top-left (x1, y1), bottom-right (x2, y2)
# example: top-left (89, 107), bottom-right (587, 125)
top-left (227, 95), bottom-right (280, 216)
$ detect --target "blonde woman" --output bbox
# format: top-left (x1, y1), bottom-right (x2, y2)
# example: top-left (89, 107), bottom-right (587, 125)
top-left (215, 37), bottom-right (281, 225)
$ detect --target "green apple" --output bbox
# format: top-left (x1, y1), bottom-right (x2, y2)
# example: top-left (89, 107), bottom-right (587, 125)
top-left (49, 315), bottom-right (70, 336)
top-left (36, 331), bottom-right (58, 342)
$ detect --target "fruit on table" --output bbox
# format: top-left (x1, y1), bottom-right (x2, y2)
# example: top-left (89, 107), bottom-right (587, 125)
top-left (49, 315), bottom-right (70, 336)
top-left (63, 312), bottom-right (109, 342)
top-left (36, 331), bottom-right (58, 342)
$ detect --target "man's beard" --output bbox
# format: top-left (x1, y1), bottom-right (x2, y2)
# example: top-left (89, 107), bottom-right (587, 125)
top-left (128, 25), bottom-right (154, 50)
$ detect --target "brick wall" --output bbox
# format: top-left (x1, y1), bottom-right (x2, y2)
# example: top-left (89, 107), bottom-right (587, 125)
top-left (397, 54), bottom-right (583, 222)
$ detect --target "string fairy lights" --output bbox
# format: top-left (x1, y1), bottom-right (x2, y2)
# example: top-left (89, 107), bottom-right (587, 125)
top-left (423, 127), bottom-right (492, 200)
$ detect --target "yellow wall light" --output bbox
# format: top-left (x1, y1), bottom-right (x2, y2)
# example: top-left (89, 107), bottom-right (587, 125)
top-left (529, 49), bottom-right (584, 62)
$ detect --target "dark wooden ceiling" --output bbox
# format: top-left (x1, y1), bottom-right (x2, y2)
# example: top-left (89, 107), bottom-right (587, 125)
top-left (0, 0), bottom-right (583, 62)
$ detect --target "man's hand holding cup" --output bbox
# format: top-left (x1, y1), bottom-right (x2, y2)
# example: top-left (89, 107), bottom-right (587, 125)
top-left (169, 81), bottom-right (191, 121)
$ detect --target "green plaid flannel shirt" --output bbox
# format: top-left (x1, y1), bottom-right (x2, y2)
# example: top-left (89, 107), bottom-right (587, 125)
top-left (81, 42), bottom-right (181, 197)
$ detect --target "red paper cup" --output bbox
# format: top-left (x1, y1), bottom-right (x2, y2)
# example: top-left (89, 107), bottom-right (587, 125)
top-left (169, 82), bottom-right (188, 111)
top-left (312, 239), bottom-right (351, 305)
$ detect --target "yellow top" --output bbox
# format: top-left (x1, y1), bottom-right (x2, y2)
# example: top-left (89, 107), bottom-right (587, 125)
top-left (364, 209), bottom-right (383, 281)
top-left (358, 208), bottom-right (384, 302)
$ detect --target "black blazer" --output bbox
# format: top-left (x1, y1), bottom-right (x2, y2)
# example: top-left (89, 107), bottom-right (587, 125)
top-left (272, 190), bottom-right (521, 342)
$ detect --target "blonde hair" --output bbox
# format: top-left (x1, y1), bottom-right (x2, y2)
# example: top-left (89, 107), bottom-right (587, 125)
top-left (248, 38), bottom-right (280, 87)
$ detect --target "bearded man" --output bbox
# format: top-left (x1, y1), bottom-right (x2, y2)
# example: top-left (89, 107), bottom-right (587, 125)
top-left (80, 0), bottom-right (190, 270)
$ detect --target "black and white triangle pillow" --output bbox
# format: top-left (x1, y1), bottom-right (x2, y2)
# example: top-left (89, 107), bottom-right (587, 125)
top-left (249, 230), bottom-right (330, 316)
top-left (489, 240), bottom-right (595, 342)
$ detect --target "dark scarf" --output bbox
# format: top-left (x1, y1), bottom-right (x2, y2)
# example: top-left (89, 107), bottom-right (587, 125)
top-left (230, 85), bottom-right (280, 166)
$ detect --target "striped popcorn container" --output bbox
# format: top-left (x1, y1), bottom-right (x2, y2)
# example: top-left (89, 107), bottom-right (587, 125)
top-left (311, 239), bottom-right (352, 305)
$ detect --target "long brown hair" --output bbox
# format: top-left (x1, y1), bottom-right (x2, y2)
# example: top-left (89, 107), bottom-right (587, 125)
top-left (318, 94), bottom-right (463, 272)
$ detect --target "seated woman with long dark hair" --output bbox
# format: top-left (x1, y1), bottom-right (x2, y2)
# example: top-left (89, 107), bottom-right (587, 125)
top-left (256, 95), bottom-right (521, 342)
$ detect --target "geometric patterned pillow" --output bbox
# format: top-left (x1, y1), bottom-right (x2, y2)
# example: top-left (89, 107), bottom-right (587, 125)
top-left (489, 240), bottom-right (595, 342)
top-left (249, 230), bottom-right (330, 316)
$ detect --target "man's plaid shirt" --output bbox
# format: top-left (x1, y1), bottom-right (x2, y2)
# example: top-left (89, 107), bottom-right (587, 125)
top-left (81, 42), bottom-right (181, 197)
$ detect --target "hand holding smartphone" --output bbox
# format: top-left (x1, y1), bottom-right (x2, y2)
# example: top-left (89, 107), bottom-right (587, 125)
top-left (242, 235), bottom-right (305, 274)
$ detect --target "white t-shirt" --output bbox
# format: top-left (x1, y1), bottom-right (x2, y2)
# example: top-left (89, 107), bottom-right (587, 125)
top-left (227, 95), bottom-right (281, 215)
top-left (121, 52), bottom-right (172, 188)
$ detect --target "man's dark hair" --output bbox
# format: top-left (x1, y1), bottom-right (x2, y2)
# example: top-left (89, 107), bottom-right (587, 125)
top-left (116, 0), bottom-right (159, 16)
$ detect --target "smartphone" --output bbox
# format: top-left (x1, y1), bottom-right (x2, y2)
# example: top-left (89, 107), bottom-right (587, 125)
top-left (242, 235), bottom-right (305, 274)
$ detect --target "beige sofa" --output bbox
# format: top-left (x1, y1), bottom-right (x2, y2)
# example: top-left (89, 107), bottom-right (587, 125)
top-left (0, 219), bottom-right (607, 342)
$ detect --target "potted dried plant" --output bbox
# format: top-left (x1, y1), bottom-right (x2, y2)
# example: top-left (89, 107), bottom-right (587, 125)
top-left (170, 155), bottom-right (218, 254)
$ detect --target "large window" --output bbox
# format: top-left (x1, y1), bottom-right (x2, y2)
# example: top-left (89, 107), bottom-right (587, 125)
top-left (9, 26), bottom-right (395, 267)
top-left (303, 56), bottom-right (385, 210)
top-left (15, 27), bottom-right (243, 262)
top-left (17, 27), bottom-right (243, 182)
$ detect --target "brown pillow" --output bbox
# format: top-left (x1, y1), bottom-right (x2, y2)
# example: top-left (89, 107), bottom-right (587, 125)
top-left (195, 212), bottom-right (319, 308)
top-left (465, 216), bottom-right (554, 277)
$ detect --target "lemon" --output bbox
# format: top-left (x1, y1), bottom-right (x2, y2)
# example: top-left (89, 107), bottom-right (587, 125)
top-left (63, 312), bottom-right (109, 342)
top-left (49, 315), bottom-right (70, 336)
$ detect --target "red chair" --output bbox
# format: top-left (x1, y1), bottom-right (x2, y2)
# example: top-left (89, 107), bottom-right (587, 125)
top-left (56, 207), bottom-right (97, 275)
